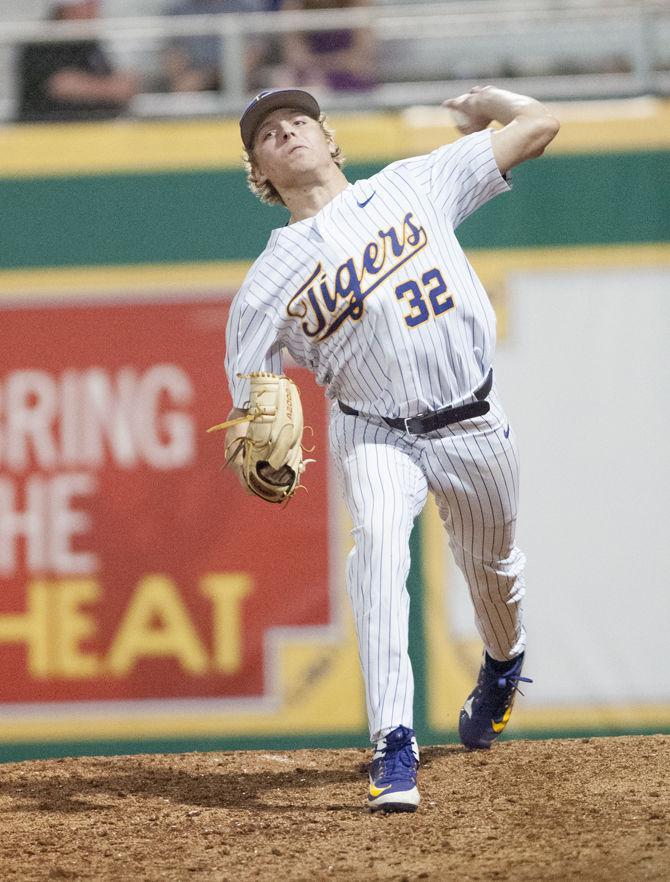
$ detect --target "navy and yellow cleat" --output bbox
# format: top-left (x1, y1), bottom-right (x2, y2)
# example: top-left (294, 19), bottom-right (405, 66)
top-left (368, 725), bottom-right (420, 813)
top-left (459, 652), bottom-right (532, 750)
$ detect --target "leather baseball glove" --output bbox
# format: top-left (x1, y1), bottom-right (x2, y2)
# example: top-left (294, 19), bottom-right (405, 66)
top-left (208, 373), bottom-right (311, 504)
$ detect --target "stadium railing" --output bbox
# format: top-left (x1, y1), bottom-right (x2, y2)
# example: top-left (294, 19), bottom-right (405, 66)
top-left (0, 0), bottom-right (668, 122)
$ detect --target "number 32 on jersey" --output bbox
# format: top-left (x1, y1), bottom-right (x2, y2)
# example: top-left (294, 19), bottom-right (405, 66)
top-left (395, 268), bottom-right (455, 328)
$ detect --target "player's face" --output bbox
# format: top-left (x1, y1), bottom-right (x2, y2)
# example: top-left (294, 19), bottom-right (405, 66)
top-left (252, 109), bottom-right (334, 190)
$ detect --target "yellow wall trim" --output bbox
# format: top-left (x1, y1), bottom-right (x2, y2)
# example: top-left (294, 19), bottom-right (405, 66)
top-left (1, 244), bottom-right (669, 302)
top-left (1, 97), bottom-right (669, 178)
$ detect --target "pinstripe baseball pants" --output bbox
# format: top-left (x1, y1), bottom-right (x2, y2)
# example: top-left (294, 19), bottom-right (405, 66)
top-left (329, 387), bottom-right (526, 742)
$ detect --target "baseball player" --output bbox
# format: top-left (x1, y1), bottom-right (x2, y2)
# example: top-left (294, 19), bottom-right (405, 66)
top-left (224, 85), bottom-right (559, 812)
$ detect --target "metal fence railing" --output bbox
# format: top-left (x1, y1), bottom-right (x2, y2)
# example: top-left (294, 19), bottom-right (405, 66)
top-left (0, 0), bottom-right (669, 123)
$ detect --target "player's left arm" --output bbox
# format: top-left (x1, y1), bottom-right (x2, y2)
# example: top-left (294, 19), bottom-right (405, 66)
top-left (444, 86), bottom-right (560, 174)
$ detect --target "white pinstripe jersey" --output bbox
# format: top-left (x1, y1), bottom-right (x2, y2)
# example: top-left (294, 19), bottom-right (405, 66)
top-left (226, 129), bottom-right (510, 419)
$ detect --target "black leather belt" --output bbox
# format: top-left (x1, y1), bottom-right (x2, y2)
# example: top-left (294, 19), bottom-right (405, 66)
top-left (338, 368), bottom-right (493, 435)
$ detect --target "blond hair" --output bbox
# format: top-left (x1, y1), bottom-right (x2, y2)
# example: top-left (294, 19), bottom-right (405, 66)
top-left (243, 114), bottom-right (345, 207)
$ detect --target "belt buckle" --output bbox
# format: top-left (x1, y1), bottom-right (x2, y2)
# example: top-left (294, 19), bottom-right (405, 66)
top-left (403, 415), bottom-right (415, 435)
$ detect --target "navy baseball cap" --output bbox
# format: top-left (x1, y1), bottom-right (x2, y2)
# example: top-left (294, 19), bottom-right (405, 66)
top-left (240, 89), bottom-right (321, 150)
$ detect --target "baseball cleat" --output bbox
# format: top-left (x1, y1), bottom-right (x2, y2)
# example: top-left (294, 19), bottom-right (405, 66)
top-left (368, 725), bottom-right (420, 813)
top-left (459, 652), bottom-right (532, 750)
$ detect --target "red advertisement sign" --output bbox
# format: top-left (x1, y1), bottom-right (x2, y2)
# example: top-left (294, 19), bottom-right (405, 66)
top-left (0, 297), bottom-right (331, 704)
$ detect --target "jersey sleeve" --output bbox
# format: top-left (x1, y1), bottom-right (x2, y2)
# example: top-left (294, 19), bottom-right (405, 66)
top-left (410, 129), bottom-right (511, 228)
top-left (225, 295), bottom-right (283, 408)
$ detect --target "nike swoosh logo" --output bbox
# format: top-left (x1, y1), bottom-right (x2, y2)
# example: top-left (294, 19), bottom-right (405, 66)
top-left (491, 705), bottom-right (512, 734)
top-left (503, 425), bottom-right (510, 438)
top-left (369, 783), bottom-right (392, 798)
top-left (357, 192), bottom-right (375, 208)
top-left (463, 697), bottom-right (474, 719)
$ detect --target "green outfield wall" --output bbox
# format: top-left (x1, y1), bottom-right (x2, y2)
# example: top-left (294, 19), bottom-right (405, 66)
top-left (1, 151), bottom-right (669, 270)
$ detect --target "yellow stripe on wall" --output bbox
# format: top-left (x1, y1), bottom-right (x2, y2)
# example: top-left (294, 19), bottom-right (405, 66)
top-left (468, 242), bottom-right (670, 282)
top-left (1, 244), bottom-right (668, 302)
top-left (1, 97), bottom-right (669, 178)
top-left (0, 261), bottom-right (251, 299)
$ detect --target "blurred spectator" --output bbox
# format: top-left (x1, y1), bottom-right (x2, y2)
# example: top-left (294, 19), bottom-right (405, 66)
top-left (161, 0), bottom-right (269, 93)
top-left (276, 0), bottom-right (376, 92)
top-left (17, 0), bottom-right (139, 123)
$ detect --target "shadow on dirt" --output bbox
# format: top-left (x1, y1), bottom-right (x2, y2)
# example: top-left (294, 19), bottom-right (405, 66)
top-left (0, 759), bottom-right (370, 815)
top-left (420, 745), bottom-right (467, 766)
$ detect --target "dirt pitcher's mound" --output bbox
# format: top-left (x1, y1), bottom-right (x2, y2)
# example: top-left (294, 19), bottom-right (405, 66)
top-left (0, 735), bottom-right (668, 881)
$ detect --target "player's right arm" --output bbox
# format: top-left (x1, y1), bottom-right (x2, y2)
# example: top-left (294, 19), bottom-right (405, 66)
top-left (444, 86), bottom-right (560, 174)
